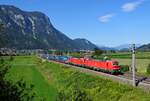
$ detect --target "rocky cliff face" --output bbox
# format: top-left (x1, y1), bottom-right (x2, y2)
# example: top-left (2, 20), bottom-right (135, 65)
top-left (0, 5), bottom-right (96, 50)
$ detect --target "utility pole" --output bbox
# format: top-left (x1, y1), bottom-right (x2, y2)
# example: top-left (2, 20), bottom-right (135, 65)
top-left (132, 44), bottom-right (136, 86)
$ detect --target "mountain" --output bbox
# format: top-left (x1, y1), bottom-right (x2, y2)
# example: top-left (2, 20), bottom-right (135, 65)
top-left (114, 44), bottom-right (142, 50)
top-left (137, 43), bottom-right (150, 51)
top-left (97, 45), bottom-right (116, 51)
top-left (73, 38), bottom-right (97, 50)
top-left (0, 5), bottom-right (96, 50)
top-left (97, 44), bottom-right (142, 51)
top-left (114, 44), bottom-right (130, 50)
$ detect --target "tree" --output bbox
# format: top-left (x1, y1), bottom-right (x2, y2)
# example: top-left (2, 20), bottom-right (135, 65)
top-left (93, 48), bottom-right (104, 57)
top-left (0, 22), bottom-right (7, 48)
top-left (147, 64), bottom-right (150, 74)
top-left (110, 50), bottom-right (116, 53)
top-left (55, 50), bottom-right (63, 55)
top-left (0, 23), bottom-right (4, 32)
top-left (9, 55), bottom-right (14, 61)
top-left (0, 57), bottom-right (36, 101)
top-left (103, 56), bottom-right (111, 61)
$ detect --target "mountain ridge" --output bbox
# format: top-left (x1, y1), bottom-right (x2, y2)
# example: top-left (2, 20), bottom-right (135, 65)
top-left (73, 38), bottom-right (97, 50)
top-left (97, 44), bottom-right (142, 51)
top-left (137, 43), bottom-right (150, 51)
top-left (0, 5), bottom-right (97, 50)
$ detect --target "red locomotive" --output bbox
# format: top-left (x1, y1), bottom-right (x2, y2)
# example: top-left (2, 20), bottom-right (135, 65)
top-left (42, 54), bottom-right (121, 74)
top-left (67, 57), bottom-right (120, 74)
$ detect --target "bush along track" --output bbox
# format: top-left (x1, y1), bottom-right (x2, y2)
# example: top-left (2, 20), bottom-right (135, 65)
top-left (37, 57), bottom-right (150, 101)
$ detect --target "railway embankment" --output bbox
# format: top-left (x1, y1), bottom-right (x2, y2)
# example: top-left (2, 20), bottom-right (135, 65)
top-left (43, 57), bottom-right (150, 91)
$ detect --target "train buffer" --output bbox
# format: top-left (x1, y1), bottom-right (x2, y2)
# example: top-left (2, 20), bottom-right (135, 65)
top-left (135, 77), bottom-right (148, 86)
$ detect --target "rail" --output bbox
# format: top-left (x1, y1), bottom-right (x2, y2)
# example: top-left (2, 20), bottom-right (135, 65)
top-left (40, 56), bottom-right (150, 91)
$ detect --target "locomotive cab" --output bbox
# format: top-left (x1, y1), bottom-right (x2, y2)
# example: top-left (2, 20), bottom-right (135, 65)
top-left (113, 61), bottom-right (119, 66)
top-left (112, 61), bottom-right (121, 73)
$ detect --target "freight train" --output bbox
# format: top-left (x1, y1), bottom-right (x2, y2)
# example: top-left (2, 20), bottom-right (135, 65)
top-left (41, 54), bottom-right (121, 74)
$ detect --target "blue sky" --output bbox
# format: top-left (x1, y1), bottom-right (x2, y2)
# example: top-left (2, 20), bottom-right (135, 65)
top-left (0, 0), bottom-right (150, 47)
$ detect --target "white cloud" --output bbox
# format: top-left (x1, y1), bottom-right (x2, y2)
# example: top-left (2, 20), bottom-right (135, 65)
top-left (99, 13), bottom-right (115, 23)
top-left (122, 0), bottom-right (144, 12)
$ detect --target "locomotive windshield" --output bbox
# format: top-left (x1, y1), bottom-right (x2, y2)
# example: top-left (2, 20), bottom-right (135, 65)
top-left (113, 61), bottom-right (118, 66)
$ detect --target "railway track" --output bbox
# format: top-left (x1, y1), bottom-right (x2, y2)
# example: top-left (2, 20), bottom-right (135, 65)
top-left (40, 57), bottom-right (150, 91)
top-left (118, 72), bottom-right (150, 84)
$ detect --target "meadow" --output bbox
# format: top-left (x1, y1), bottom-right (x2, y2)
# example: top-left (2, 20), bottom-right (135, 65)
top-left (69, 51), bottom-right (150, 59)
top-left (70, 51), bottom-right (150, 74)
top-left (3, 56), bottom-right (150, 101)
top-left (106, 52), bottom-right (150, 59)
top-left (5, 56), bottom-right (57, 101)
top-left (114, 59), bottom-right (150, 73)
top-left (110, 52), bottom-right (150, 74)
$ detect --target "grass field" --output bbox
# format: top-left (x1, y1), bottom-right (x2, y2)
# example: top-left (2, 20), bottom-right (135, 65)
top-left (113, 58), bottom-right (150, 73)
top-left (5, 56), bottom-right (57, 101)
top-left (3, 56), bottom-right (150, 101)
top-left (70, 52), bottom-right (150, 59)
top-left (106, 52), bottom-right (150, 74)
top-left (104, 52), bottom-right (150, 59)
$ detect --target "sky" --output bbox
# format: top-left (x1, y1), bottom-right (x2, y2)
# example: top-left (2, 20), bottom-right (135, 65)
top-left (0, 0), bottom-right (150, 47)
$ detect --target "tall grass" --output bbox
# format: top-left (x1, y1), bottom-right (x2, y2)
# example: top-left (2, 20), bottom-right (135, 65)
top-left (5, 56), bottom-right (57, 101)
top-left (4, 56), bottom-right (150, 101)
top-left (41, 59), bottom-right (150, 101)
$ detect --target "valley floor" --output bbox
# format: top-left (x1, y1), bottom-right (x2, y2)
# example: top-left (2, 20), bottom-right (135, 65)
top-left (4, 56), bottom-right (150, 101)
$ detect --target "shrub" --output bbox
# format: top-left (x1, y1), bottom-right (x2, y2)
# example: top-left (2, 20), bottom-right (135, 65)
top-left (9, 55), bottom-right (14, 61)
top-left (120, 65), bottom-right (129, 73)
top-left (56, 86), bottom-right (92, 101)
top-left (0, 57), bottom-right (36, 101)
top-left (146, 64), bottom-right (150, 74)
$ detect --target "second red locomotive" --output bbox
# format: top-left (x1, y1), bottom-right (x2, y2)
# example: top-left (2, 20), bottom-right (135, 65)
top-left (67, 57), bottom-right (120, 74)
